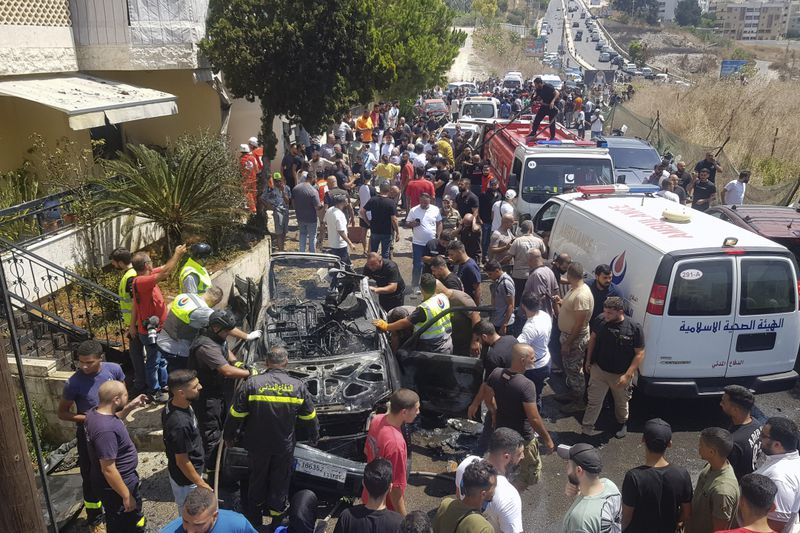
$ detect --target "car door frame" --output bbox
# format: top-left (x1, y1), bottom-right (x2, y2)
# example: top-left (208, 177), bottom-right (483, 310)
top-left (395, 305), bottom-right (492, 417)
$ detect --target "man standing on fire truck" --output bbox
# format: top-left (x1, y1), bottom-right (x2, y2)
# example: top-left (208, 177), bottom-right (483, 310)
top-left (528, 77), bottom-right (560, 142)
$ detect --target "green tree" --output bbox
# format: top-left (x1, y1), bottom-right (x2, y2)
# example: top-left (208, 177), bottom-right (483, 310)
top-left (675, 0), bottom-right (701, 26)
top-left (201, 0), bottom-right (393, 160)
top-left (628, 40), bottom-right (649, 66)
top-left (473, 0), bottom-right (498, 20)
top-left (96, 133), bottom-right (242, 258)
top-left (375, 0), bottom-right (466, 99)
top-left (612, 0), bottom-right (660, 24)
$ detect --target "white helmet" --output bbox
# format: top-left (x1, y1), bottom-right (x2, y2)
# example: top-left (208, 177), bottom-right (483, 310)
top-left (248, 136), bottom-right (259, 146)
top-left (239, 144), bottom-right (251, 153)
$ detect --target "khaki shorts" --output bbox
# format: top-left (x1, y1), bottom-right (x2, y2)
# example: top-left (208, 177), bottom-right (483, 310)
top-left (515, 438), bottom-right (541, 489)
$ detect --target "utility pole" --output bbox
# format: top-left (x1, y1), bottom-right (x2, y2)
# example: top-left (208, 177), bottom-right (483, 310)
top-left (0, 341), bottom-right (48, 532)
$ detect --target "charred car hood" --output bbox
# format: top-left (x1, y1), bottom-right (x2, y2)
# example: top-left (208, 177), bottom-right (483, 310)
top-left (283, 351), bottom-right (392, 411)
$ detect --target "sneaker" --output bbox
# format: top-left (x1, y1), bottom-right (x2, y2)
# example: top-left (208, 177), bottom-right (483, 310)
top-left (152, 391), bottom-right (169, 403)
top-left (582, 424), bottom-right (602, 437)
top-left (615, 423), bottom-right (628, 439)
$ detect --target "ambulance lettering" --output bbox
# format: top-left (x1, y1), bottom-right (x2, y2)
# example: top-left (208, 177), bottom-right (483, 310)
top-left (608, 205), bottom-right (691, 239)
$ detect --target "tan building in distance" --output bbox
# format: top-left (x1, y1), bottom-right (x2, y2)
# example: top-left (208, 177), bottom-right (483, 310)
top-left (711, 0), bottom-right (790, 40)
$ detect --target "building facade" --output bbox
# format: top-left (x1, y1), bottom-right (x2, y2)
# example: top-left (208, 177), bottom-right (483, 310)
top-left (711, 0), bottom-right (791, 40)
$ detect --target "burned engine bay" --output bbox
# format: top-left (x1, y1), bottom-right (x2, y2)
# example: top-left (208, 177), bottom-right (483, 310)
top-left (251, 262), bottom-right (394, 412)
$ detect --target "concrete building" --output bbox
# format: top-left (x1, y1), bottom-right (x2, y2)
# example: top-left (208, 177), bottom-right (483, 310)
top-left (0, 0), bottom-right (287, 175)
top-left (711, 0), bottom-right (790, 40)
top-left (658, 0), bottom-right (680, 21)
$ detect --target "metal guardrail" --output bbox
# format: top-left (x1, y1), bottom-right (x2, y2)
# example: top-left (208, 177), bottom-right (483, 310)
top-left (0, 236), bottom-right (126, 355)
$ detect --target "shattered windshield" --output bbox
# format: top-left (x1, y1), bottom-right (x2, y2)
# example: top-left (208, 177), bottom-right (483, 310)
top-left (270, 259), bottom-right (340, 301)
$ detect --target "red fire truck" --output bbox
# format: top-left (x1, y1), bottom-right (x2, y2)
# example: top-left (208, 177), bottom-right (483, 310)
top-left (479, 117), bottom-right (615, 220)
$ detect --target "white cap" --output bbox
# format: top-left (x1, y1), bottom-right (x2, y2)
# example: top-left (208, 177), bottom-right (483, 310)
top-left (248, 136), bottom-right (259, 146)
top-left (239, 144), bottom-right (250, 153)
top-left (505, 189), bottom-right (517, 200)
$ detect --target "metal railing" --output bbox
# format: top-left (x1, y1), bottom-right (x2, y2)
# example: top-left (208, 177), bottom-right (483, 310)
top-left (0, 236), bottom-right (126, 357)
top-left (0, 184), bottom-right (114, 248)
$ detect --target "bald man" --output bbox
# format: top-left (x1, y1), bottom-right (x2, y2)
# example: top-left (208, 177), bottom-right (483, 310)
top-left (84, 380), bottom-right (148, 532)
top-left (522, 248), bottom-right (559, 318)
top-left (488, 213), bottom-right (515, 264)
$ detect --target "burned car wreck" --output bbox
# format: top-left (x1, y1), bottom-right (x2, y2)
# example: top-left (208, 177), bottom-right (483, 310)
top-left (218, 252), bottom-right (484, 502)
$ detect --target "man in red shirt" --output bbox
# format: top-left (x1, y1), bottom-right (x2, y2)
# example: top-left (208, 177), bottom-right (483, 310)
top-left (404, 166), bottom-right (435, 210)
top-left (399, 151), bottom-right (415, 211)
top-left (363, 388), bottom-right (420, 516)
top-left (130, 244), bottom-right (187, 402)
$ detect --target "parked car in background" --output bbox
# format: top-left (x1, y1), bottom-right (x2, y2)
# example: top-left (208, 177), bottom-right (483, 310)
top-left (602, 136), bottom-right (662, 185)
top-left (706, 205), bottom-right (800, 264)
top-left (575, 30), bottom-right (583, 40)
top-left (599, 52), bottom-right (610, 62)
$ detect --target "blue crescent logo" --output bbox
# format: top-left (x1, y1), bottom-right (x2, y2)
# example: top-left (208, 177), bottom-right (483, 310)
top-left (177, 296), bottom-right (190, 306)
top-left (438, 298), bottom-right (446, 309)
top-left (610, 252), bottom-right (627, 285)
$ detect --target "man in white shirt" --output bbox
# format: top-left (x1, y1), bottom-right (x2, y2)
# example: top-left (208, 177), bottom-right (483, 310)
top-left (491, 190), bottom-right (517, 232)
top-left (387, 101), bottom-right (400, 130)
top-left (406, 193), bottom-right (442, 291)
top-left (455, 428), bottom-right (525, 533)
top-left (517, 291), bottom-right (551, 410)
top-left (722, 170), bottom-right (750, 205)
top-left (656, 180), bottom-right (680, 203)
top-left (754, 416), bottom-right (800, 533)
top-left (324, 195), bottom-right (354, 266)
top-left (590, 112), bottom-right (604, 139)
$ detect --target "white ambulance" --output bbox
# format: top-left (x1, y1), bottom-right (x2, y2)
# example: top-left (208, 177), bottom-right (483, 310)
top-left (532, 184), bottom-right (800, 397)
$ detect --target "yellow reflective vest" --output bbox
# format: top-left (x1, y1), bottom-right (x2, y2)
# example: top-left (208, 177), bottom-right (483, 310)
top-left (117, 268), bottom-right (137, 326)
top-left (414, 293), bottom-right (452, 340)
top-left (179, 257), bottom-right (212, 294)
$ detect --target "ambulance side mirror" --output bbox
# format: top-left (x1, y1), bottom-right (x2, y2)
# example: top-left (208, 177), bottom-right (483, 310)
top-left (508, 173), bottom-right (519, 189)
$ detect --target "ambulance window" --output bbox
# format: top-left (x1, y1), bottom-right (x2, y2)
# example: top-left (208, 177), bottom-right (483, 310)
top-left (512, 158), bottom-right (522, 179)
top-left (668, 260), bottom-right (732, 316)
top-left (739, 259), bottom-right (794, 315)
top-left (535, 202), bottom-right (561, 233)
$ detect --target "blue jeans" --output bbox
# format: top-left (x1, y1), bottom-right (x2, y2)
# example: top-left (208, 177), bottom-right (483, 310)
top-left (327, 246), bottom-right (351, 266)
top-left (298, 221), bottom-right (318, 253)
top-left (370, 233), bottom-right (392, 259)
top-left (525, 362), bottom-right (551, 412)
top-left (412, 243), bottom-right (426, 288)
top-left (139, 333), bottom-right (167, 393)
top-left (481, 223), bottom-right (492, 262)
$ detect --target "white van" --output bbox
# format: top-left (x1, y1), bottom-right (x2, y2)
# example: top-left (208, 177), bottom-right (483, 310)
top-left (460, 96), bottom-right (500, 119)
top-left (533, 184), bottom-right (799, 397)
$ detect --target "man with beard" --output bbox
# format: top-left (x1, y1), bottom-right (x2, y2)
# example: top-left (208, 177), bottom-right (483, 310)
top-left (754, 417), bottom-right (800, 533)
top-left (456, 177), bottom-right (480, 218)
top-left (455, 428), bottom-right (526, 533)
top-left (588, 264), bottom-right (620, 330)
top-left (558, 443), bottom-right (622, 533)
top-left (162, 370), bottom-right (210, 510)
top-left (479, 177), bottom-right (503, 264)
top-left (84, 380), bottom-right (149, 532)
top-left (458, 213), bottom-right (483, 262)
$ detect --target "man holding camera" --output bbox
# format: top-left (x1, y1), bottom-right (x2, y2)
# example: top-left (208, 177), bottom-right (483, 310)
top-left (130, 245), bottom-right (187, 403)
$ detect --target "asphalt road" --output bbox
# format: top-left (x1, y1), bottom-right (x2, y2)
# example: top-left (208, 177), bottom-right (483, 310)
top-left (542, 0), bottom-right (613, 72)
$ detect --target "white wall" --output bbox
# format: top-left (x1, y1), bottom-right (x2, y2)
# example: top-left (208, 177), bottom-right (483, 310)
top-left (0, 26), bottom-right (78, 75)
top-left (228, 97), bottom-right (289, 173)
top-left (2, 212), bottom-right (163, 302)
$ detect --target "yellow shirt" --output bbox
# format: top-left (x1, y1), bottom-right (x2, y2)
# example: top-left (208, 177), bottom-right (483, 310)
top-left (436, 139), bottom-right (454, 167)
top-left (356, 116), bottom-right (374, 143)
top-left (374, 163), bottom-right (400, 184)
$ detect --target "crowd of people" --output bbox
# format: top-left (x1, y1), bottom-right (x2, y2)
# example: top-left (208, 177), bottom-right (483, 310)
top-left (52, 87), bottom-right (799, 533)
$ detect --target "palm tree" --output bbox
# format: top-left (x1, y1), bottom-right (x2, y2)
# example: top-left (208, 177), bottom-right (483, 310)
top-left (97, 133), bottom-right (243, 258)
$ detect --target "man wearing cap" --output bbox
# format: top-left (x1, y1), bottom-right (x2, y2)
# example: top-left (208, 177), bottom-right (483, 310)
top-left (558, 443), bottom-right (621, 533)
top-left (621, 419), bottom-right (692, 533)
top-left (262, 172), bottom-right (291, 251)
top-left (239, 144), bottom-right (260, 214)
top-left (581, 296), bottom-right (644, 439)
top-left (479, 177), bottom-right (503, 263)
top-left (248, 136), bottom-right (264, 173)
top-left (491, 189), bottom-right (516, 233)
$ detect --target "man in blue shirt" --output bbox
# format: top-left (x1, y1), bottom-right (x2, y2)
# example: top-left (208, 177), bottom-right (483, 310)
top-left (448, 240), bottom-right (482, 305)
top-left (160, 487), bottom-right (258, 533)
top-left (57, 340), bottom-right (127, 531)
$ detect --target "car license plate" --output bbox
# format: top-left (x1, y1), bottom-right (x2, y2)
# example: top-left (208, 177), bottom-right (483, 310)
top-left (294, 457), bottom-right (347, 484)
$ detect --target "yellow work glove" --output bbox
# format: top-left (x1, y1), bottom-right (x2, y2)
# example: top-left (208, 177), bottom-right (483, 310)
top-left (372, 319), bottom-right (389, 332)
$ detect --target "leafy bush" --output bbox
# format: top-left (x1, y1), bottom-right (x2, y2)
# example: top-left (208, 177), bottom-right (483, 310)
top-left (16, 394), bottom-right (49, 466)
top-left (96, 131), bottom-right (244, 259)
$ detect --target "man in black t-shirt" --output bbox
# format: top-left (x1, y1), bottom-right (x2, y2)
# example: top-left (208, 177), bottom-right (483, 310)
top-left (720, 384), bottom-right (763, 479)
top-left (422, 229), bottom-right (453, 275)
top-left (691, 168), bottom-right (716, 211)
top-left (528, 77), bottom-right (560, 141)
top-left (472, 319), bottom-right (518, 380)
top-left (333, 458), bottom-right (402, 533)
top-left (468, 343), bottom-right (555, 490)
top-left (430, 255), bottom-right (463, 291)
top-left (162, 369), bottom-right (209, 510)
top-left (621, 418), bottom-right (693, 533)
top-left (582, 297), bottom-right (645, 439)
top-left (362, 182), bottom-right (399, 259)
top-left (694, 152), bottom-right (723, 183)
top-left (362, 253), bottom-right (405, 312)
top-left (455, 178), bottom-right (480, 218)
